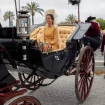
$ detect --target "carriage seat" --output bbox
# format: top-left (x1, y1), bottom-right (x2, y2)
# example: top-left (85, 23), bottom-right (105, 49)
top-left (30, 26), bottom-right (44, 42)
top-left (30, 25), bottom-right (76, 50)
top-left (58, 26), bottom-right (76, 49)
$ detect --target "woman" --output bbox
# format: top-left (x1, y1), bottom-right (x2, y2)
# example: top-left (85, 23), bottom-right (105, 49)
top-left (84, 16), bottom-right (101, 51)
top-left (44, 14), bottom-right (58, 51)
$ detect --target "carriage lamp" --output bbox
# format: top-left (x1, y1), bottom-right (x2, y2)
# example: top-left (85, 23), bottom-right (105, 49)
top-left (17, 7), bottom-right (30, 60)
top-left (17, 6), bottom-right (30, 39)
top-left (68, 0), bottom-right (81, 5)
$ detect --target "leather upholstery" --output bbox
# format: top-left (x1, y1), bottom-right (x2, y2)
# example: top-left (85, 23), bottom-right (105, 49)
top-left (58, 26), bottom-right (76, 49)
top-left (30, 26), bottom-right (76, 50)
top-left (30, 26), bottom-right (44, 41)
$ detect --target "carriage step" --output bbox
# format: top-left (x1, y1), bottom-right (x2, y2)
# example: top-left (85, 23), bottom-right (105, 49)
top-left (36, 70), bottom-right (60, 79)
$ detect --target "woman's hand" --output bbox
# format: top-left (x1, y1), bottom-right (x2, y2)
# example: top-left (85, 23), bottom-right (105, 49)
top-left (101, 52), bottom-right (104, 56)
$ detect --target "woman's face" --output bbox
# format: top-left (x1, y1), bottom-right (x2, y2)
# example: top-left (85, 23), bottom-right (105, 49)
top-left (46, 15), bottom-right (53, 25)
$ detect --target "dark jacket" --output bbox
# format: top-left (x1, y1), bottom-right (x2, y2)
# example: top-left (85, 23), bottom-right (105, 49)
top-left (85, 22), bottom-right (100, 37)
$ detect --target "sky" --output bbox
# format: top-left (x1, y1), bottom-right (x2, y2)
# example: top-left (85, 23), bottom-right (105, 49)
top-left (0, 0), bottom-right (105, 26)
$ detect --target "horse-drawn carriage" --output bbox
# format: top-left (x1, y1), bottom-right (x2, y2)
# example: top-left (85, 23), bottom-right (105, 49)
top-left (0, 22), bottom-right (95, 104)
top-left (0, 0), bottom-right (96, 104)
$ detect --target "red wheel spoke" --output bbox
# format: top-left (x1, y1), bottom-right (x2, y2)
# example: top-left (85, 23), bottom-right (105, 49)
top-left (87, 57), bottom-right (94, 72)
top-left (87, 63), bottom-right (93, 72)
top-left (86, 50), bottom-right (91, 66)
top-left (83, 77), bottom-right (87, 99)
top-left (87, 77), bottom-right (92, 83)
top-left (78, 80), bottom-right (83, 93)
top-left (81, 77), bottom-right (87, 100)
top-left (78, 75), bottom-right (85, 92)
top-left (79, 72), bottom-right (85, 75)
top-left (78, 75), bottom-right (85, 85)
top-left (83, 55), bottom-right (87, 70)
top-left (86, 77), bottom-right (89, 92)
top-left (80, 78), bottom-right (85, 99)
top-left (80, 63), bottom-right (85, 73)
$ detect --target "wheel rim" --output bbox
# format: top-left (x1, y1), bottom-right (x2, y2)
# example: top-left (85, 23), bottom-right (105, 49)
top-left (75, 46), bottom-right (95, 103)
top-left (18, 73), bottom-right (44, 90)
top-left (9, 96), bottom-right (41, 105)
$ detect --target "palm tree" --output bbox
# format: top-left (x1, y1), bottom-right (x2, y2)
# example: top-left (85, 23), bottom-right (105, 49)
top-left (3, 11), bottom-right (15, 27)
top-left (26, 2), bottom-right (44, 25)
top-left (68, 0), bottom-right (81, 5)
top-left (65, 14), bottom-right (77, 24)
top-left (68, 0), bottom-right (81, 22)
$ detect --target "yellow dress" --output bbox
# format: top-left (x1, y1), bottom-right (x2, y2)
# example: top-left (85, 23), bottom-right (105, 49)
top-left (44, 26), bottom-right (58, 50)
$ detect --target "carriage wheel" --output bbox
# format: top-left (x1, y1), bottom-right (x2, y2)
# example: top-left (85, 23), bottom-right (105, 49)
top-left (9, 96), bottom-right (41, 105)
top-left (18, 73), bottom-right (44, 90)
top-left (75, 46), bottom-right (95, 103)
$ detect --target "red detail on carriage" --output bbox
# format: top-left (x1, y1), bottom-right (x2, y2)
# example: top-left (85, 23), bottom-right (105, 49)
top-left (0, 80), bottom-right (27, 105)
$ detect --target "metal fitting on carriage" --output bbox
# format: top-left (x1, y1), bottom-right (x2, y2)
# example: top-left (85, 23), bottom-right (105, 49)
top-left (23, 54), bottom-right (27, 60)
top-left (22, 46), bottom-right (26, 50)
top-left (54, 56), bottom-right (60, 60)
top-left (22, 40), bottom-right (27, 60)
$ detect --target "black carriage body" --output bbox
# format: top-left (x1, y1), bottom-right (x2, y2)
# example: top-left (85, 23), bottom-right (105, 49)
top-left (0, 23), bottom-right (91, 79)
top-left (28, 40), bottom-right (77, 78)
top-left (0, 56), bottom-right (16, 88)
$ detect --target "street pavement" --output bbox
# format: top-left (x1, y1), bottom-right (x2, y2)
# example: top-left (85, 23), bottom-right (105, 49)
top-left (95, 49), bottom-right (105, 71)
top-left (29, 75), bottom-right (105, 105)
top-left (6, 49), bottom-right (105, 105)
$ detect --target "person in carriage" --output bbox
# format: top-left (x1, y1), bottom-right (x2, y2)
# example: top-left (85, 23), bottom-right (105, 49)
top-left (84, 16), bottom-right (101, 51)
top-left (43, 13), bottom-right (59, 51)
top-left (30, 9), bottom-right (59, 52)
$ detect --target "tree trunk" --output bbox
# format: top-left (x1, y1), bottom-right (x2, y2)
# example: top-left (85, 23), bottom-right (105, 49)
top-left (78, 4), bottom-right (80, 22)
top-left (9, 17), bottom-right (10, 27)
top-left (32, 15), bottom-right (34, 25)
